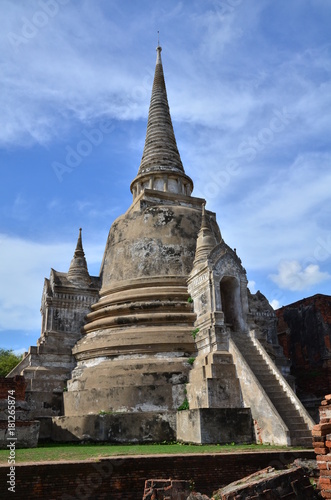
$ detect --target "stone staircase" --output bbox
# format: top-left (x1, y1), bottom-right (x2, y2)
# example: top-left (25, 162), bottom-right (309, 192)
top-left (231, 332), bottom-right (313, 446)
top-left (7, 346), bottom-right (76, 419)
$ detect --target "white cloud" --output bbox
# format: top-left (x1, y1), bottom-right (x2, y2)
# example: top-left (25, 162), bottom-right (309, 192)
top-left (1, 0), bottom-right (330, 158)
top-left (270, 260), bottom-right (330, 292)
top-left (0, 234), bottom-right (70, 331)
top-left (11, 194), bottom-right (31, 221)
top-left (270, 299), bottom-right (281, 310)
top-left (0, 233), bottom-right (103, 332)
top-left (0, 2), bottom-right (153, 146)
top-left (196, 151), bottom-right (331, 273)
top-left (248, 280), bottom-right (256, 294)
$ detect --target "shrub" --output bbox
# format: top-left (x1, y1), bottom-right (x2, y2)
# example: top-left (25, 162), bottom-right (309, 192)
top-left (178, 398), bottom-right (189, 411)
top-left (191, 328), bottom-right (200, 340)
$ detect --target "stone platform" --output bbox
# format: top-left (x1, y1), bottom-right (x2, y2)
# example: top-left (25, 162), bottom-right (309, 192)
top-left (51, 411), bottom-right (176, 443)
top-left (177, 408), bottom-right (253, 444)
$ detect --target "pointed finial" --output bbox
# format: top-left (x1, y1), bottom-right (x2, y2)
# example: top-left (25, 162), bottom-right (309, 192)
top-left (193, 202), bottom-right (217, 266)
top-left (201, 203), bottom-right (209, 230)
top-left (67, 228), bottom-right (91, 285)
top-left (75, 227), bottom-right (83, 252)
top-left (156, 31), bottom-right (162, 64)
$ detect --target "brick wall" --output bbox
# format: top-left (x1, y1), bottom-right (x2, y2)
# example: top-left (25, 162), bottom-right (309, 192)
top-left (0, 376), bottom-right (40, 448)
top-left (276, 295), bottom-right (331, 374)
top-left (313, 395), bottom-right (331, 498)
top-left (0, 376), bottom-right (26, 400)
top-left (0, 450), bottom-right (314, 500)
top-left (276, 294), bottom-right (331, 419)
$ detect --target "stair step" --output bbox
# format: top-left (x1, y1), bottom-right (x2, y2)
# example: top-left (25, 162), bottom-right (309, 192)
top-left (248, 366), bottom-right (270, 372)
top-left (284, 417), bottom-right (306, 425)
top-left (291, 439), bottom-right (313, 447)
top-left (264, 393), bottom-right (285, 398)
top-left (263, 389), bottom-right (284, 395)
top-left (268, 394), bottom-right (291, 401)
top-left (271, 403), bottom-right (294, 413)
top-left (293, 430), bottom-right (311, 436)
top-left (253, 369), bottom-right (273, 376)
top-left (267, 394), bottom-right (290, 402)
top-left (282, 413), bottom-right (304, 420)
top-left (233, 335), bottom-right (314, 448)
top-left (243, 354), bottom-right (263, 359)
top-left (285, 422), bottom-right (308, 431)
top-left (272, 404), bottom-right (294, 413)
top-left (291, 430), bottom-right (311, 438)
top-left (264, 385), bottom-right (284, 391)
top-left (245, 354), bottom-right (264, 360)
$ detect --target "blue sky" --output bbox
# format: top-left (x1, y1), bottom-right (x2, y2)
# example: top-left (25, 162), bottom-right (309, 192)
top-left (1, 0), bottom-right (331, 353)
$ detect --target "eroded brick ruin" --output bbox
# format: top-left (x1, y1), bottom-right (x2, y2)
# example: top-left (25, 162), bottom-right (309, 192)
top-left (0, 376), bottom-right (39, 448)
top-left (313, 394), bottom-right (331, 498)
top-left (277, 294), bottom-right (331, 421)
top-left (7, 45), bottom-right (315, 446)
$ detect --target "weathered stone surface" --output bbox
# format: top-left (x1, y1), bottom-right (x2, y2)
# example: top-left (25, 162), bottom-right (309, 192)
top-left (51, 411), bottom-right (176, 443)
top-left (276, 294), bottom-right (331, 421)
top-left (100, 203), bottom-right (221, 288)
top-left (143, 479), bottom-right (192, 500)
top-left (248, 290), bottom-right (278, 345)
top-left (64, 196), bottom-right (216, 418)
top-left (176, 408), bottom-right (253, 444)
top-left (187, 494), bottom-right (210, 500)
top-left (0, 376), bottom-right (26, 401)
top-left (187, 352), bottom-right (242, 410)
top-left (0, 420), bottom-right (40, 449)
top-left (213, 465), bottom-right (318, 499)
top-left (0, 376), bottom-right (40, 448)
top-left (312, 394), bottom-right (331, 498)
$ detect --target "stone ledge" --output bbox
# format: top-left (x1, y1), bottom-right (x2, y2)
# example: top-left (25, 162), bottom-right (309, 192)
top-left (0, 420), bottom-right (39, 449)
top-left (51, 411), bottom-right (177, 443)
top-left (176, 408), bottom-right (253, 444)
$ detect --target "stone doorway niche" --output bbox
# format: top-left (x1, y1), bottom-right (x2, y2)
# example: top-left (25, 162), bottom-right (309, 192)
top-left (220, 276), bottom-right (243, 331)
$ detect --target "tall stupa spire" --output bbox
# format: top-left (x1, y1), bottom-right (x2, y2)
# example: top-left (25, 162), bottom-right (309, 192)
top-left (130, 45), bottom-right (193, 200)
top-left (67, 228), bottom-right (91, 285)
top-left (193, 204), bottom-right (217, 265)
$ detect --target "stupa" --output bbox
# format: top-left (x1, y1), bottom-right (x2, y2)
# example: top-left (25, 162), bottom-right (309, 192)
top-left (9, 45), bottom-right (315, 445)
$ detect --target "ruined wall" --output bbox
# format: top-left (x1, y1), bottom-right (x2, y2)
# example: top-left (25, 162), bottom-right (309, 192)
top-left (0, 376), bottom-right (39, 448)
top-left (0, 376), bottom-right (26, 401)
top-left (248, 290), bottom-right (278, 345)
top-left (213, 465), bottom-right (318, 499)
top-left (0, 376), bottom-right (28, 423)
top-left (0, 451), bottom-right (314, 500)
top-left (313, 395), bottom-right (331, 498)
top-left (276, 294), bottom-right (331, 419)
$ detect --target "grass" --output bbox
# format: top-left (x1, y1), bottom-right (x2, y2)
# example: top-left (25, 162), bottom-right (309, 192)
top-left (0, 442), bottom-right (304, 464)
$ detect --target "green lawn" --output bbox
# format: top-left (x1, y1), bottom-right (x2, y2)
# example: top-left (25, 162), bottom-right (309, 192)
top-left (0, 442), bottom-right (304, 464)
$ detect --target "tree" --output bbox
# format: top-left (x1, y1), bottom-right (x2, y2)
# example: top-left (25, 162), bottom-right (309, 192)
top-left (0, 349), bottom-right (23, 377)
